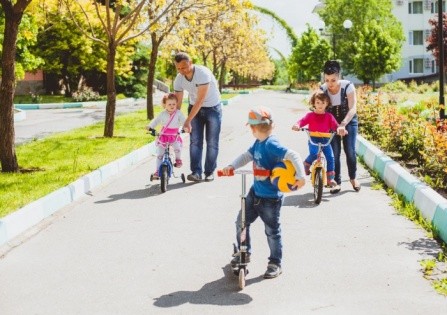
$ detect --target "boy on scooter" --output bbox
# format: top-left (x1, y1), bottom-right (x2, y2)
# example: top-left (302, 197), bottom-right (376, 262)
top-left (221, 107), bottom-right (306, 279)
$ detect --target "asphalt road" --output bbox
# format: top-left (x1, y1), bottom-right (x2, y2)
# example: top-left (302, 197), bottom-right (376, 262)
top-left (14, 93), bottom-right (163, 145)
top-left (1, 90), bottom-right (447, 314)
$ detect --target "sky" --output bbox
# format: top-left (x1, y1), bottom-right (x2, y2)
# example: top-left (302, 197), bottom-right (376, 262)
top-left (251, 0), bottom-right (323, 58)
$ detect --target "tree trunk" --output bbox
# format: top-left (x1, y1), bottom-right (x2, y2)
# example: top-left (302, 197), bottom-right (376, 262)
top-left (103, 43), bottom-right (117, 137)
top-left (218, 59), bottom-right (226, 92)
top-left (146, 37), bottom-right (159, 120)
top-left (0, 10), bottom-right (22, 172)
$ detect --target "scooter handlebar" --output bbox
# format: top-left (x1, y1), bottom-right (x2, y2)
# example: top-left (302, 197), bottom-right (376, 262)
top-left (217, 169), bottom-right (234, 177)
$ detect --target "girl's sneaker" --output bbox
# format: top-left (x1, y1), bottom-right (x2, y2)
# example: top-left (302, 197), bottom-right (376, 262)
top-left (152, 171), bottom-right (159, 180)
top-left (304, 162), bottom-right (311, 176)
top-left (174, 159), bottom-right (182, 168)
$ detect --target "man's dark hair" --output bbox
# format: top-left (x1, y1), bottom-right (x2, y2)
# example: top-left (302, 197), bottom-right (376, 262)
top-left (174, 52), bottom-right (191, 63)
top-left (323, 60), bottom-right (340, 75)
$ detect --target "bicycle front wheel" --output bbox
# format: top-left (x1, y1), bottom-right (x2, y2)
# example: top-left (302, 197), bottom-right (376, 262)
top-left (160, 165), bottom-right (169, 193)
top-left (314, 168), bottom-right (323, 204)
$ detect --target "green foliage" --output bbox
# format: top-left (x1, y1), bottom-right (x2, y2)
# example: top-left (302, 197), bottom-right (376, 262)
top-left (351, 19), bottom-right (403, 85)
top-left (0, 10), bottom-right (44, 79)
top-left (32, 13), bottom-right (107, 92)
top-left (318, 0), bottom-right (404, 82)
top-left (357, 85), bottom-right (447, 191)
top-left (380, 80), bottom-right (409, 93)
top-left (289, 24), bottom-right (331, 82)
top-left (116, 42), bottom-right (149, 98)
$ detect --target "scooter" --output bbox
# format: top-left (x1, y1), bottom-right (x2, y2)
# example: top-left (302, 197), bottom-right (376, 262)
top-left (217, 168), bottom-right (252, 290)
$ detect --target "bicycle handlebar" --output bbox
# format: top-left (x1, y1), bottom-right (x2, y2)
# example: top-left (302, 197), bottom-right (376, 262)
top-left (299, 128), bottom-right (336, 147)
top-left (217, 169), bottom-right (253, 177)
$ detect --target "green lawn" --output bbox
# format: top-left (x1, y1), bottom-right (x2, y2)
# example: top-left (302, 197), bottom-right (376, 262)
top-left (1, 109), bottom-right (163, 218)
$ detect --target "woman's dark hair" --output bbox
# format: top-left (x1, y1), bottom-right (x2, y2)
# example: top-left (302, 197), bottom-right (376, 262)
top-left (323, 60), bottom-right (340, 75)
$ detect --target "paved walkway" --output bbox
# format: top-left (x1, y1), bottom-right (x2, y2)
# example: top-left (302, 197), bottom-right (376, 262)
top-left (1, 90), bottom-right (447, 314)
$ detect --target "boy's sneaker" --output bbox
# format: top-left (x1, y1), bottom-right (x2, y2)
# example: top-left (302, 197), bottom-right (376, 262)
top-left (174, 159), bottom-right (182, 168)
top-left (230, 253), bottom-right (251, 269)
top-left (187, 173), bottom-right (202, 182)
top-left (263, 263), bottom-right (282, 279)
top-left (204, 174), bottom-right (214, 182)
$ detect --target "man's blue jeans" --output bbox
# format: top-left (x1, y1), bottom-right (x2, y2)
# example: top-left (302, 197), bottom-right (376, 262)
top-left (330, 116), bottom-right (358, 185)
top-left (188, 104), bottom-right (222, 176)
top-left (235, 187), bottom-right (283, 266)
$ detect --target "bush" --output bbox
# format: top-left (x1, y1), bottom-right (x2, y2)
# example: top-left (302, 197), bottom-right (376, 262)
top-left (357, 86), bottom-right (447, 191)
top-left (71, 87), bottom-right (101, 102)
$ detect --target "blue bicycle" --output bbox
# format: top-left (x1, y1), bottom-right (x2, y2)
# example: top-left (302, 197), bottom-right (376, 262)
top-left (149, 129), bottom-right (185, 193)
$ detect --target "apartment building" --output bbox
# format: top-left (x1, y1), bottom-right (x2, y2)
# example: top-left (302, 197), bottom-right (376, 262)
top-left (314, 0), bottom-right (443, 82)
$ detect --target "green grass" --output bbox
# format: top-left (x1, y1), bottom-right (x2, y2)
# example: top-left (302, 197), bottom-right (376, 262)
top-left (0, 108), bottom-right (163, 218)
top-left (14, 95), bottom-right (74, 104)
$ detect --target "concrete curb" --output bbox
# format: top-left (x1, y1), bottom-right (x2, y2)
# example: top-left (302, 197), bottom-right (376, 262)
top-left (14, 98), bottom-right (144, 110)
top-left (0, 142), bottom-right (156, 247)
top-left (356, 135), bottom-right (447, 243)
top-left (13, 108), bottom-right (26, 122)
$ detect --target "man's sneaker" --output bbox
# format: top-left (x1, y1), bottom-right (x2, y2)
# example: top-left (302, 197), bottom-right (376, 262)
top-left (263, 263), bottom-right (282, 279)
top-left (174, 159), bottom-right (182, 168)
top-left (204, 174), bottom-right (214, 182)
top-left (187, 173), bottom-right (202, 182)
top-left (230, 253), bottom-right (251, 269)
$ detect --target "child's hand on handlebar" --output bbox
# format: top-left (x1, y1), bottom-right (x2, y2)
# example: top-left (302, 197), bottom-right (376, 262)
top-left (291, 124), bottom-right (300, 131)
top-left (221, 166), bottom-right (234, 176)
top-left (292, 178), bottom-right (306, 190)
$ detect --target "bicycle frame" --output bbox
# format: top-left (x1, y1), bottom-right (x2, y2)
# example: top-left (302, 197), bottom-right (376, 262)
top-left (302, 128), bottom-right (335, 186)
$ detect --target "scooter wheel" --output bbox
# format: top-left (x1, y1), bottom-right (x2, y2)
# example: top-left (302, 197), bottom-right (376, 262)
top-left (238, 268), bottom-right (246, 289)
top-left (181, 173), bottom-right (186, 183)
top-left (150, 174), bottom-right (153, 182)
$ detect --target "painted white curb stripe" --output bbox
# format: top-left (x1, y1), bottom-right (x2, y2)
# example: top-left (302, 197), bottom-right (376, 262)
top-left (356, 135), bottom-right (447, 243)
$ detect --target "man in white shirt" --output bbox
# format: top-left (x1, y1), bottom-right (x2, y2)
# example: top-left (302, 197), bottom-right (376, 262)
top-left (174, 52), bottom-right (222, 182)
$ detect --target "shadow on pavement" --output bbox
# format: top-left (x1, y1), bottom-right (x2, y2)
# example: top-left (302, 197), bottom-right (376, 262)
top-left (283, 192), bottom-right (341, 208)
top-left (398, 237), bottom-right (440, 258)
top-left (153, 264), bottom-right (258, 307)
top-left (94, 182), bottom-right (189, 203)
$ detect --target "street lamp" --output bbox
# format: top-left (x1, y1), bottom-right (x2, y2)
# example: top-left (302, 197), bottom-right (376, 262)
top-left (319, 19), bottom-right (353, 59)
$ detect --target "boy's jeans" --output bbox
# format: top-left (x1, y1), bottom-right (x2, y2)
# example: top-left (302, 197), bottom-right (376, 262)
top-left (330, 116), bottom-right (358, 185)
top-left (188, 104), bottom-right (222, 177)
top-left (235, 187), bottom-right (283, 266)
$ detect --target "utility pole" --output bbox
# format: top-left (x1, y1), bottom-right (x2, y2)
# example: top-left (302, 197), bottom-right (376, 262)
top-left (439, 0), bottom-right (445, 119)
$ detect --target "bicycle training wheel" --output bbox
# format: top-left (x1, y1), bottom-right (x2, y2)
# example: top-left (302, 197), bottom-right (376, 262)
top-left (314, 168), bottom-right (323, 204)
top-left (238, 268), bottom-right (246, 290)
top-left (160, 165), bottom-right (169, 193)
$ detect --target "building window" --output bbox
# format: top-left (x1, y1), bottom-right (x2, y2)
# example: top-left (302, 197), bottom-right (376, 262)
top-left (409, 59), bottom-right (424, 73)
top-left (409, 1), bottom-right (424, 13)
top-left (432, 1), bottom-right (446, 13)
top-left (410, 30), bottom-right (424, 45)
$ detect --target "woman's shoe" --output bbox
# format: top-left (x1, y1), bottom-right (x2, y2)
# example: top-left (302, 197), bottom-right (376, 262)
top-left (350, 179), bottom-right (361, 192)
top-left (330, 184), bottom-right (341, 194)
